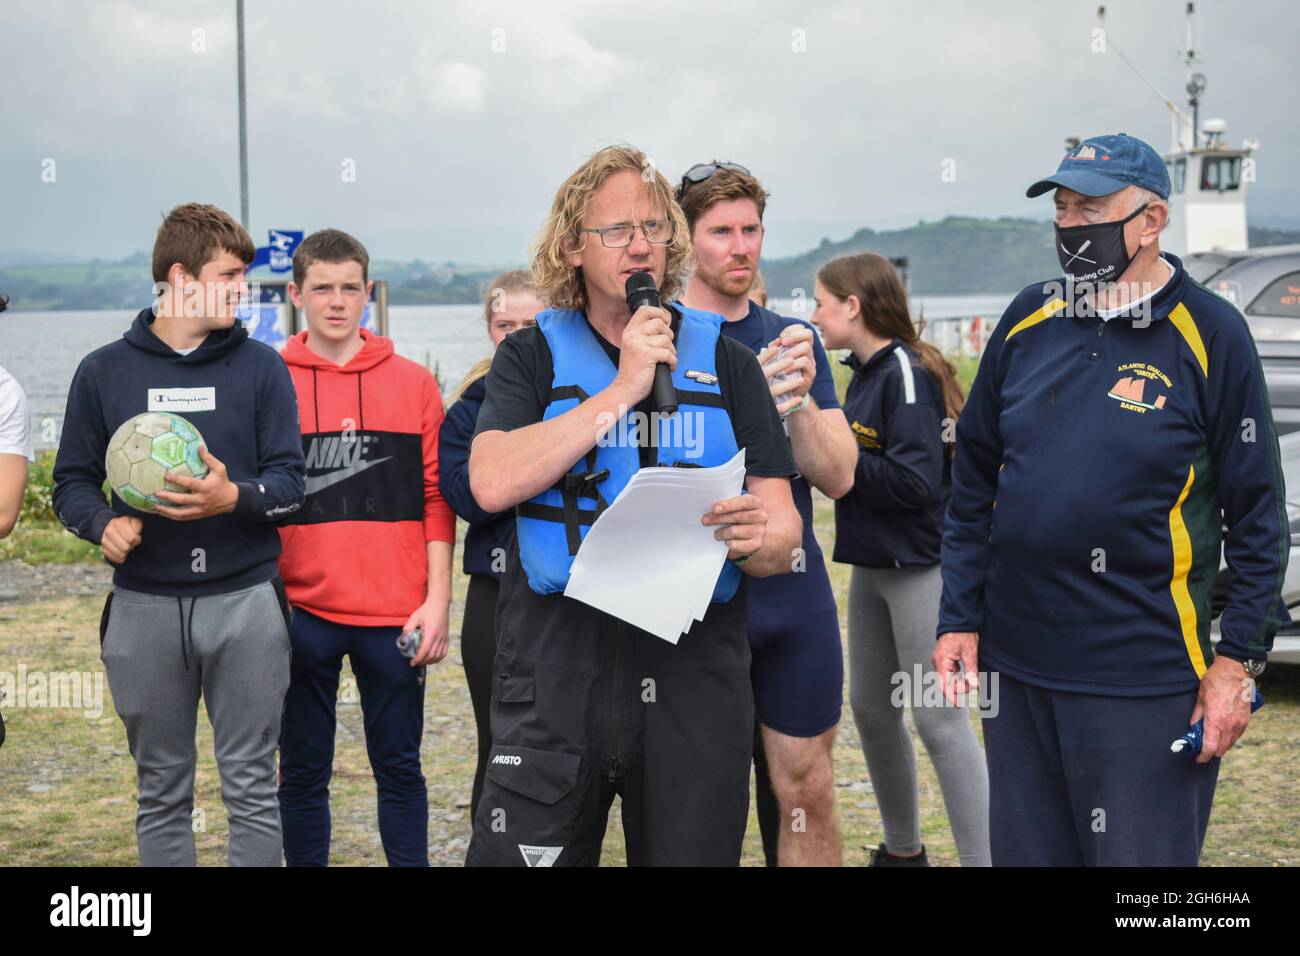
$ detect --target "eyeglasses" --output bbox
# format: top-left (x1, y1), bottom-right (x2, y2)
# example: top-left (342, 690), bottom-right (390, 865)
top-left (675, 162), bottom-right (752, 203)
top-left (575, 218), bottom-right (676, 248)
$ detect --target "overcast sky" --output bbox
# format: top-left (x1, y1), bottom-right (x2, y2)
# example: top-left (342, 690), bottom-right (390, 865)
top-left (4, 0), bottom-right (1296, 264)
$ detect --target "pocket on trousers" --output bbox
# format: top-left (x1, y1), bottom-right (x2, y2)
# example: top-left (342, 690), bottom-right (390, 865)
top-left (484, 745), bottom-right (581, 806)
top-left (269, 576), bottom-right (292, 653)
top-left (495, 674), bottom-right (535, 704)
top-left (98, 592), bottom-right (114, 654)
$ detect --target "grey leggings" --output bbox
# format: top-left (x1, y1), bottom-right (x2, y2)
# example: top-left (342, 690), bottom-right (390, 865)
top-left (848, 564), bottom-right (991, 866)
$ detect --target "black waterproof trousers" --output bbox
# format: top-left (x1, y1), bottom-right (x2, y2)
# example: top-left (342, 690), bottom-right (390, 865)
top-left (466, 547), bottom-right (754, 866)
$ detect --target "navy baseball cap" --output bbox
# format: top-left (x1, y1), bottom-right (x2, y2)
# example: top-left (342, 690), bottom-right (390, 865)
top-left (1026, 133), bottom-right (1170, 200)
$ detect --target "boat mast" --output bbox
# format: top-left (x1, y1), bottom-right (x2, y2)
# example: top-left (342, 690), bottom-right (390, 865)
top-left (1179, 3), bottom-right (1206, 152)
top-left (1095, 5), bottom-right (1191, 150)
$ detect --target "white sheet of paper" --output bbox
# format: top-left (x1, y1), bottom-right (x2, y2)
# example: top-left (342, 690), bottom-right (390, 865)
top-left (564, 449), bottom-right (747, 643)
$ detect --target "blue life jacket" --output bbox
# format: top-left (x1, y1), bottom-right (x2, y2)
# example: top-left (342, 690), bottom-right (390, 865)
top-left (515, 305), bottom-right (742, 602)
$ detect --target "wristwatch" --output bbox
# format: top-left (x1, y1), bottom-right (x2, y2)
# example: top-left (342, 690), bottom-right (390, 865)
top-left (1219, 653), bottom-right (1266, 678)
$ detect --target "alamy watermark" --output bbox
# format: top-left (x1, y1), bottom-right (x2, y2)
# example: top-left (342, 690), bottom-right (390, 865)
top-left (596, 405), bottom-right (705, 459)
top-left (890, 663), bottom-right (1000, 718)
top-left (0, 667), bottom-right (104, 719)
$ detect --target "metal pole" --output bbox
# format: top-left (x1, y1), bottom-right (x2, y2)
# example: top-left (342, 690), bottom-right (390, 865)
top-left (1186, 3), bottom-right (1196, 149)
top-left (236, 0), bottom-right (249, 230)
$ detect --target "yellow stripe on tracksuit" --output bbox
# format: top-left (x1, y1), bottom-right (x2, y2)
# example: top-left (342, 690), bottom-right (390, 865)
top-left (1167, 300), bottom-right (1210, 677)
top-left (1168, 464), bottom-right (1208, 677)
top-left (1168, 303), bottom-right (1209, 376)
top-left (1004, 298), bottom-right (1069, 342)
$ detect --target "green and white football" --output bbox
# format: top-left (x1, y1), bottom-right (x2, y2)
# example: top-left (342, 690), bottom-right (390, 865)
top-left (105, 411), bottom-right (209, 513)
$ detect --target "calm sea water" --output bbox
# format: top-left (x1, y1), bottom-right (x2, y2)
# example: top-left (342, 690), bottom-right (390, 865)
top-left (1, 295), bottom-right (1010, 445)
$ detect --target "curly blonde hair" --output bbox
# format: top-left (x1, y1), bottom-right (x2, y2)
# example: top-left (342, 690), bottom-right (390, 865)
top-left (530, 144), bottom-right (692, 311)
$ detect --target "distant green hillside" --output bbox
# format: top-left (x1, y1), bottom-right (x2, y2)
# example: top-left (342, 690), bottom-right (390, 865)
top-left (760, 218), bottom-right (1300, 297)
top-left (0, 253), bottom-right (503, 311)
top-left (4, 220), bottom-right (1299, 311)
top-left (760, 216), bottom-right (1055, 297)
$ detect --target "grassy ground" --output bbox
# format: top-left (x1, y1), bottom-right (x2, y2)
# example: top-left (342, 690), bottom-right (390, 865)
top-left (0, 521), bottom-right (99, 564)
top-left (2, 495), bottom-right (1298, 866)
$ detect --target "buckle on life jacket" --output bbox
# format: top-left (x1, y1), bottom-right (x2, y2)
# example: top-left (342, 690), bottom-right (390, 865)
top-left (562, 468), bottom-right (610, 497)
top-left (557, 465), bottom-right (610, 555)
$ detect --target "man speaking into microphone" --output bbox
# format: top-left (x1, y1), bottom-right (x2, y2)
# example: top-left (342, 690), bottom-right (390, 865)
top-left (466, 144), bottom-right (801, 866)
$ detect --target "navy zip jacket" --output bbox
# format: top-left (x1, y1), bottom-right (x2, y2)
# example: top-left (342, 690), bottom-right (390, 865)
top-left (833, 340), bottom-right (949, 568)
top-left (53, 307), bottom-right (306, 596)
top-left (938, 253), bottom-right (1289, 696)
top-left (438, 373), bottom-right (515, 577)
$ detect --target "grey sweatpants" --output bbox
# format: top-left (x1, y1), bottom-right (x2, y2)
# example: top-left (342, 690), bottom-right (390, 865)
top-left (848, 564), bottom-right (991, 866)
top-left (99, 579), bottom-right (292, 866)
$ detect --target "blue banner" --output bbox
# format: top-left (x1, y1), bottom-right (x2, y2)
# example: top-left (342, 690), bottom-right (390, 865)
top-left (249, 229), bottom-right (303, 273)
top-left (239, 284), bottom-right (289, 348)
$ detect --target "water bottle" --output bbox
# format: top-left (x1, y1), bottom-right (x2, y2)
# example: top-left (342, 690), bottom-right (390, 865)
top-left (1170, 686), bottom-right (1263, 757)
top-left (764, 334), bottom-right (805, 419)
top-left (396, 628), bottom-right (422, 659)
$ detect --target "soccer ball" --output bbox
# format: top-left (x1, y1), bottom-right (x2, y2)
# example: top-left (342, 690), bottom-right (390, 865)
top-left (105, 412), bottom-right (209, 513)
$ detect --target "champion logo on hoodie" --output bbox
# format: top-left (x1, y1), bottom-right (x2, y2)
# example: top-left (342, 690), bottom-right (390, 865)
top-left (148, 386), bottom-right (217, 412)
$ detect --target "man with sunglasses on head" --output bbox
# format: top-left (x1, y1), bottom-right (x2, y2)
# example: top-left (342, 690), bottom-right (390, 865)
top-left (465, 145), bottom-right (801, 867)
top-left (935, 133), bottom-right (1287, 865)
top-left (678, 162), bottom-right (856, 866)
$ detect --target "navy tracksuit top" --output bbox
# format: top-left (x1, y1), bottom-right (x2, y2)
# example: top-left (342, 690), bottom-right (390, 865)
top-left (438, 374), bottom-right (515, 578)
top-left (833, 339), bottom-right (950, 569)
top-left (938, 253), bottom-right (1289, 696)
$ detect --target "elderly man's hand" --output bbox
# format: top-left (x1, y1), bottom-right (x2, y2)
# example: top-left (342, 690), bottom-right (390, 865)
top-left (1190, 656), bottom-right (1256, 764)
top-left (933, 632), bottom-right (980, 706)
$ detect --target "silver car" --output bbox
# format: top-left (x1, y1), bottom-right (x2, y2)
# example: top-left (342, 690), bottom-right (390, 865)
top-left (1210, 430), bottom-right (1300, 665)
top-left (1186, 244), bottom-right (1300, 436)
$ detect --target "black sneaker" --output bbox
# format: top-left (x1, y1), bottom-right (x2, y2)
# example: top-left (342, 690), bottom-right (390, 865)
top-left (868, 842), bottom-right (929, 867)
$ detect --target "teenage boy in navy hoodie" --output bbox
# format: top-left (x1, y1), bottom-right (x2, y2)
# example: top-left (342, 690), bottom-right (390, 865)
top-left (53, 203), bottom-right (306, 866)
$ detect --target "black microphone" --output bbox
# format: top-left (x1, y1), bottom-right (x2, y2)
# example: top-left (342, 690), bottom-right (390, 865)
top-left (625, 271), bottom-right (678, 416)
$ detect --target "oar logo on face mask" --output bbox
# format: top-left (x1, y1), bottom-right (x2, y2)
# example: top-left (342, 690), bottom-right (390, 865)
top-left (1060, 238), bottom-right (1097, 268)
top-left (1054, 203), bottom-right (1147, 284)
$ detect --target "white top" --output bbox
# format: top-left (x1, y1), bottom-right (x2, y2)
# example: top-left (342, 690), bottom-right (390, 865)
top-left (0, 365), bottom-right (35, 461)
top-left (1097, 256), bottom-right (1175, 321)
top-left (173, 347), bottom-right (197, 356)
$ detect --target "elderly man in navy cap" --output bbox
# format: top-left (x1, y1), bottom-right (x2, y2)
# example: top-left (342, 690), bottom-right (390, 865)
top-left (933, 133), bottom-right (1288, 865)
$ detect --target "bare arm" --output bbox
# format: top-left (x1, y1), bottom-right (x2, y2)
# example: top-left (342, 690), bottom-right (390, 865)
top-left (0, 455), bottom-right (26, 539)
top-left (470, 304), bottom-right (676, 513)
top-left (760, 326), bottom-right (856, 499)
top-left (405, 539), bottom-right (454, 667)
top-left (786, 401), bottom-right (857, 499)
top-left (470, 379), bottom-right (642, 513)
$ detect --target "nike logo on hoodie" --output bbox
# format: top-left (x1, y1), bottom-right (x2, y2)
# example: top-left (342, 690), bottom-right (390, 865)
top-left (304, 455), bottom-right (393, 495)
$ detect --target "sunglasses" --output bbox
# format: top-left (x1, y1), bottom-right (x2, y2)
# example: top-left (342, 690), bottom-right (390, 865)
top-left (675, 162), bottom-right (752, 203)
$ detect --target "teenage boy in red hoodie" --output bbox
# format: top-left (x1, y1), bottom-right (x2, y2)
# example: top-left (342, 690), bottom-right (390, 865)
top-left (277, 229), bottom-right (455, 866)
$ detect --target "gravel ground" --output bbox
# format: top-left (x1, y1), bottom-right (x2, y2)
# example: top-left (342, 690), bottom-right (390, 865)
top-left (0, 559), bottom-right (112, 606)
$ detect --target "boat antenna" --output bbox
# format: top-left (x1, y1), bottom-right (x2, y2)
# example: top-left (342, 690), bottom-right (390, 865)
top-left (1095, 5), bottom-right (1193, 149)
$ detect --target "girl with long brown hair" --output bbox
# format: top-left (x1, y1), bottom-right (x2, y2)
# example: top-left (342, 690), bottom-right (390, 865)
top-left (811, 252), bottom-right (990, 867)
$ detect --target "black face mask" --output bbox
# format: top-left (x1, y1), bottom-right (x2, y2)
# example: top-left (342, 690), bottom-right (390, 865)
top-left (1054, 203), bottom-right (1147, 284)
